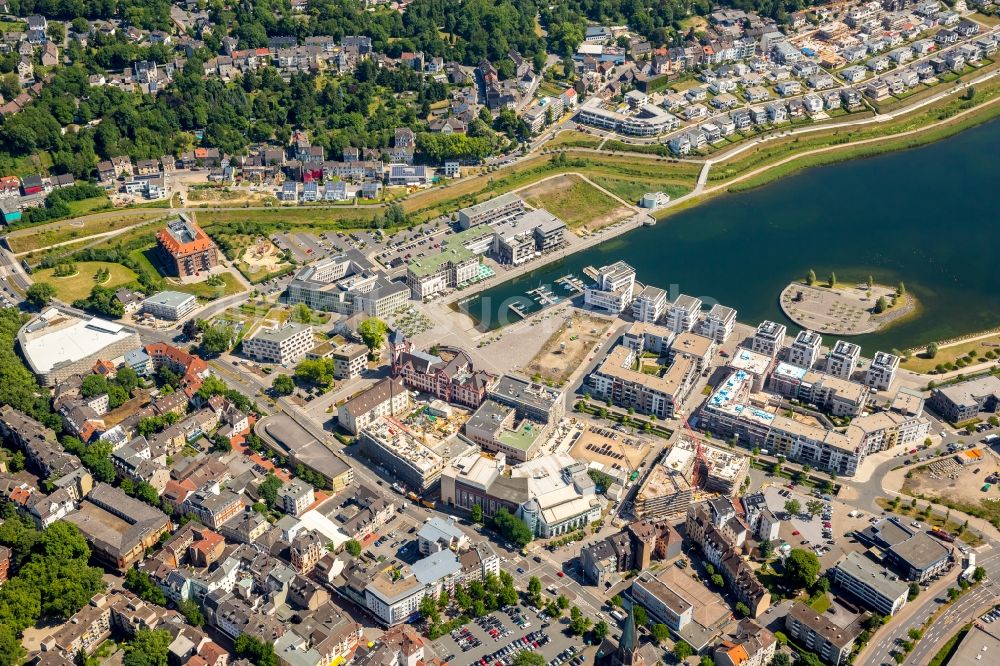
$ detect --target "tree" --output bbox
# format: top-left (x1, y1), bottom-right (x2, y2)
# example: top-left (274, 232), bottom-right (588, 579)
top-left (345, 539), bottom-right (362, 556)
top-left (213, 434), bottom-right (231, 453)
top-left (828, 272), bottom-right (837, 288)
top-left (770, 654), bottom-right (791, 666)
top-left (26, 283), bottom-right (57, 308)
top-left (774, 631), bottom-right (789, 647)
top-left (785, 549), bottom-right (821, 589)
top-left (701, 657), bottom-right (715, 666)
top-left (527, 576), bottom-right (542, 607)
top-left (234, 635), bottom-right (278, 666)
top-left (593, 620), bottom-right (609, 641)
top-left (610, 594), bottom-right (623, 608)
top-left (178, 599), bottom-right (204, 627)
top-left (358, 317), bottom-right (388, 359)
top-left (123, 629), bottom-right (172, 666)
top-left (650, 622), bottom-right (670, 643)
top-left (291, 303), bottom-right (313, 324)
top-left (806, 269), bottom-right (816, 286)
top-left (81, 373), bottom-right (110, 398)
top-left (947, 587), bottom-right (961, 601)
top-left (633, 605), bottom-right (648, 627)
top-left (513, 652), bottom-right (545, 666)
top-left (805, 499), bottom-right (825, 518)
top-left (926, 342), bottom-right (939, 359)
top-left (557, 594), bottom-right (570, 610)
top-left (711, 573), bottom-right (724, 587)
top-left (974, 566), bottom-right (987, 582)
top-left (784, 499), bottom-right (801, 517)
top-left (874, 296), bottom-right (889, 314)
top-left (199, 322), bottom-right (233, 355)
top-left (419, 594), bottom-right (439, 623)
top-left (272, 374), bottom-right (294, 396)
top-left (491, 507), bottom-right (533, 547)
top-left (673, 640), bottom-right (694, 661)
top-left (736, 601), bottom-right (751, 618)
top-left (898, 282), bottom-right (906, 296)
top-left (471, 503), bottom-right (483, 524)
top-left (759, 538), bottom-right (774, 559)
top-left (569, 606), bottom-right (591, 635)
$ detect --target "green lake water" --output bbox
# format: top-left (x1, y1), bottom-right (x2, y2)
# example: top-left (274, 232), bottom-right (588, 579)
top-left (460, 117), bottom-right (1000, 354)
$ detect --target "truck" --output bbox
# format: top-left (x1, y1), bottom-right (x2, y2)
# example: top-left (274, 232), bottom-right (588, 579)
top-left (610, 609), bottom-right (627, 623)
top-left (930, 528), bottom-right (956, 543)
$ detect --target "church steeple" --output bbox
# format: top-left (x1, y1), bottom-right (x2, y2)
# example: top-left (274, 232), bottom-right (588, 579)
top-left (618, 604), bottom-right (642, 665)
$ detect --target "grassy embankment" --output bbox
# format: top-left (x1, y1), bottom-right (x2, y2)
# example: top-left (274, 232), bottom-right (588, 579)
top-left (901, 333), bottom-right (1000, 373)
top-left (32, 261), bottom-right (137, 301)
top-left (6, 210), bottom-right (168, 255)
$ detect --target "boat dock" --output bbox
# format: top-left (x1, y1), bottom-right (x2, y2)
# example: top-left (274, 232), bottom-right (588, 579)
top-left (582, 266), bottom-right (600, 281)
top-left (508, 302), bottom-right (530, 320)
top-left (555, 274), bottom-right (587, 293)
top-left (527, 285), bottom-right (559, 306)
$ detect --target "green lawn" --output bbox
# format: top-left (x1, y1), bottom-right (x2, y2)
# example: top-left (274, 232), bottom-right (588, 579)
top-left (166, 271), bottom-right (245, 300)
top-left (33, 261), bottom-right (138, 302)
top-left (809, 593), bottom-right (832, 613)
top-left (547, 131), bottom-right (601, 149)
top-left (521, 175), bottom-right (628, 229)
top-left (901, 333), bottom-right (1000, 374)
top-left (588, 175), bottom-right (691, 205)
top-left (67, 196), bottom-right (113, 216)
top-left (5, 210), bottom-right (166, 254)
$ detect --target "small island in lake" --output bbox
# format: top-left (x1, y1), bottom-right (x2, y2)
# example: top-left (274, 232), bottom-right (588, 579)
top-left (779, 273), bottom-right (915, 336)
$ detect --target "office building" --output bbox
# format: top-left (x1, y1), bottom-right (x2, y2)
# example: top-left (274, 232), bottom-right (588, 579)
top-left (664, 294), bottom-right (702, 333)
top-left (580, 519), bottom-right (682, 586)
top-left (826, 340), bottom-right (861, 379)
top-left (831, 552), bottom-right (909, 616)
top-left (788, 330), bottom-right (822, 369)
top-left (631, 286), bottom-right (667, 323)
top-left (358, 417), bottom-right (444, 493)
top-left (784, 603), bottom-right (864, 665)
top-left (391, 340), bottom-right (494, 408)
top-left (855, 517), bottom-right (954, 582)
top-left (584, 261), bottom-right (636, 313)
top-left (464, 400), bottom-right (547, 463)
top-left (141, 291), bottom-right (197, 321)
top-left (866, 351), bottom-right (900, 391)
top-left (929, 375), bottom-right (1000, 423)
top-left (17, 307), bottom-right (141, 386)
top-left (491, 209), bottom-right (566, 265)
top-left (405, 226), bottom-right (493, 300)
top-left (749, 321), bottom-right (786, 358)
top-left (156, 216), bottom-right (219, 278)
top-left (337, 377), bottom-right (410, 435)
top-left (242, 322), bottom-right (314, 365)
top-left (487, 374), bottom-right (564, 424)
top-left (417, 517), bottom-right (469, 555)
top-left (286, 254), bottom-right (408, 318)
top-left (699, 304), bottom-right (737, 344)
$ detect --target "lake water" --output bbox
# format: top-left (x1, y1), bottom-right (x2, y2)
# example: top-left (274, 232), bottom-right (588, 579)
top-left (460, 117), bottom-right (1000, 354)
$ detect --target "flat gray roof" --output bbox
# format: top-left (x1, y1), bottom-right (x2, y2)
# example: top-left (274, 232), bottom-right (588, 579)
top-left (835, 552), bottom-right (908, 601)
top-left (143, 290), bottom-right (195, 308)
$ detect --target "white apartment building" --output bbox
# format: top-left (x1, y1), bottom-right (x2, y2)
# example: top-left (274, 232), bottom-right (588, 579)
top-left (242, 322), bottom-right (314, 365)
top-left (699, 304), bottom-right (737, 343)
top-left (584, 261), bottom-right (636, 313)
top-left (826, 340), bottom-right (861, 379)
top-left (278, 479), bottom-right (315, 516)
top-left (866, 351), bottom-right (900, 391)
top-left (632, 285), bottom-right (667, 323)
top-left (788, 329), bottom-right (822, 369)
top-left (749, 320), bottom-right (786, 358)
top-left (664, 294), bottom-right (702, 333)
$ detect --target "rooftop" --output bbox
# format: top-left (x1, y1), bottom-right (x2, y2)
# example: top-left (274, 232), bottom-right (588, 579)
top-left (143, 290), bottom-right (196, 309)
top-left (18, 307), bottom-right (138, 375)
top-left (834, 551), bottom-right (908, 601)
top-left (248, 322), bottom-right (312, 345)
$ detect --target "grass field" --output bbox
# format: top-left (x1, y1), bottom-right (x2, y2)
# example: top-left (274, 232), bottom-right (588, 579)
top-left (67, 196), bottom-right (113, 216)
top-left (166, 272), bottom-right (245, 300)
top-left (6, 210), bottom-right (167, 254)
top-left (196, 206), bottom-right (376, 228)
top-left (973, 12), bottom-right (1000, 27)
top-left (33, 261), bottom-right (138, 302)
top-left (901, 333), bottom-right (1000, 373)
top-left (587, 175), bottom-right (691, 205)
top-left (520, 175), bottom-right (629, 230)
top-left (546, 131), bottom-right (601, 149)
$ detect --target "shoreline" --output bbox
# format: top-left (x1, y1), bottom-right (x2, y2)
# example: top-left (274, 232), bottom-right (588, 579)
top-left (777, 281), bottom-right (919, 337)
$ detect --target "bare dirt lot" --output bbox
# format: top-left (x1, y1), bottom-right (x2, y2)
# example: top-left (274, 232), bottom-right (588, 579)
top-left (524, 312), bottom-right (609, 385)
top-left (903, 449), bottom-right (1000, 507)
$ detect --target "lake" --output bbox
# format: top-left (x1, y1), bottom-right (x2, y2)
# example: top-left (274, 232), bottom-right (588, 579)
top-left (460, 117), bottom-right (1000, 354)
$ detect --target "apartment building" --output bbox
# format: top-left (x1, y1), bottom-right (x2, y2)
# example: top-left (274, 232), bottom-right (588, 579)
top-left (784, 603), bottom-right (864, 665)
top-left (242, 322), bottom-right (314, 365)
top-left (286, 255), bottom-right (408, 318)
top-left (584, 261), bottom-right (637, 313)
top-left (788, 329), bottom-right (822, 369)
top-left (699, 304), bottom-right (738, 344)
top-left (457, 192), bottom-right (525, 229)
top-left (391, 340), bottom-right (494, 408)
top-left (405, 226), bottom-right (492, 300)
top-left (664, 294), bottom-right (702, 333)
top-left (769, 364), bottom-right (871, 418)
top-left (337, 377), bottom-right (410, 435)
top-left (632, 285), bottom-right (667, 323)
top-left (831, 552), bottom-right (908, 616)
top-left (826, 340), bottom-right (861, 379)
top-left (749, 320), bottom-right (786, 358)
top-left (589, 345), bottom-right (697, 419)
top-left (866, 351), bottom-right (900, 391)
top-left (156, 216), bottom-right (219, 278)
top-left (714, 620), bottom-right (777, 666)
top-left (278, 479), bottom-right (315, 516)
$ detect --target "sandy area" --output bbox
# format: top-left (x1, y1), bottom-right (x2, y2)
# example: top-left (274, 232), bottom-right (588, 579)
top-left (523, 312), bottom-right (609, 385)
top-left (240, 238), bottom-right (285, 273)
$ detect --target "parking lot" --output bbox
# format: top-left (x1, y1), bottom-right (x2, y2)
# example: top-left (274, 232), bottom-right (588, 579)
top-left (430, 605), bottom-right (589, 666)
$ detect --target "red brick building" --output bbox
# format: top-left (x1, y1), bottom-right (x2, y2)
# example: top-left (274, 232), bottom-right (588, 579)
top-left (156, 216), bottom-right (219, 277)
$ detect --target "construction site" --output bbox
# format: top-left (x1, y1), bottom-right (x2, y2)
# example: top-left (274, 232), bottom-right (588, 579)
top-left (633, 431), bottom-right (750, 520)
